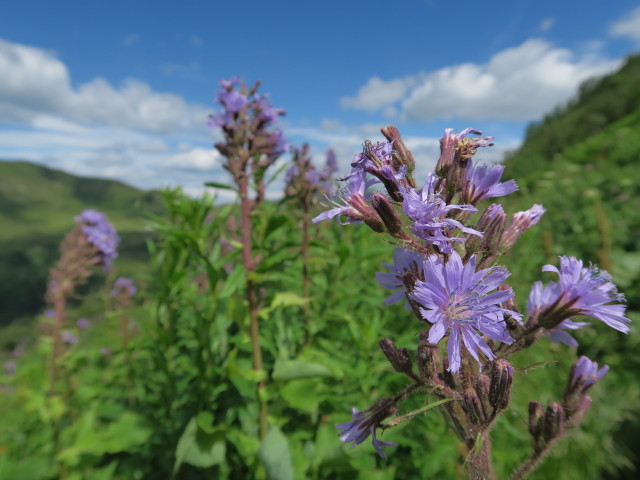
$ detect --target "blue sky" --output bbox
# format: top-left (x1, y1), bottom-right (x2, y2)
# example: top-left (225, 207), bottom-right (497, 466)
top-left (1, 0), bottom-right (639, 198)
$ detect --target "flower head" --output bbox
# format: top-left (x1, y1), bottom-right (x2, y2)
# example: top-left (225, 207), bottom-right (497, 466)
top-left (571, 356), bottom-right (608, 390)
top-left (461, 162), bottom-right (518, 205)
top-left (375, 248), bottom-right (424, 306)
top-left (410, 251), bottom-right (521, 372)
top-left (76, 318), bottom-right (91, 329)
top-left (529, 256), bottom-right (630, 333)
top-left (75, 209), bottom-right (119, 269)
top-left (111, 277), bottom-right (137, 297)
top-left (335, 398), bottom-right (397, 458)
top-left (501, 204), bottom-right (546, 252)
top-left (401, 173), bottom-right (481, 253)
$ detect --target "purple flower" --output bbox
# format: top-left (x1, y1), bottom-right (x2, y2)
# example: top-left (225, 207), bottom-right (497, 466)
top-left (254, 93), bottom-right (285, 124)
top-left (545, 319), bottom-right (590, 347)
top-left (569, 356), bottom-right (608, 393)
top-left (75, 209), bottom-right (119, 269)
top-left (306, 169), bottom-right (321, 186)
top-left (501, 204), bottom-right (546, 252)
top-left (111, 277), bottom-right (137, 297)
top-left (351, 140), bottom-right (394, 175)
top-left (375, 248), bottom-right (424, 306)
top-left (61, 330), bottom-right (78, 345)
top-left (312, 171), bottom-right (378, 225)
top-left (216, 90), bottom-right (248, 113)
top-left (410, 251), bottom-right (521, 373)
top-left (401, 173), bottom-right (481, 253)
top-left (436, 128), bottom-right (493, 173)
top-left (100, 347), bottom-right (111, 356)
top-left (76, 318), bottom-right (91, 329)
top-left (325, 149), bottom-right (338, 174)
top-left (335, 400), bottom-right (397, 458)
top-left (44, 309), bottom-right (55, 318)
top-left (528, 256), bottom-right (630, 333)
top-left (461, 163), bottom-right (518, 205)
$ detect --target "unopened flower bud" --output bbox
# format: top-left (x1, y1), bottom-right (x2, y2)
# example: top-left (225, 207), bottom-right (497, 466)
top-left (543, 402), bottom-right (565, 443)
top-left (371, 193), bottom-right (404, 236)
top-left (416, 330), bottom-right (440, 382)
top-left (501, 204), bottom-right (546, 253)
top-left (563, 356), bottom-right (608, 413)
top-left (489, 359), bottom-right (514, 411)
top-left (379, 338), bottom-right (413, 376)
top-left (349, 195), bottom-right (385, 233)
top-left (462, 388), bottom-right (486, 425)
top-left (466, 204), bottom-right (507, 256)
top-left (380, 125), bottom-right (416, 176)
top-left (475, 374), bottom-right (491, 415)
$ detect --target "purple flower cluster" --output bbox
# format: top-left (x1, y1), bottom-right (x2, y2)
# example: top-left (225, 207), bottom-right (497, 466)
top-left (285, 146), bottom-right (338, 201)
top-left (75, 210), bottom-right (119, 269)
top-left (111, 277), bottom-right (138, 297)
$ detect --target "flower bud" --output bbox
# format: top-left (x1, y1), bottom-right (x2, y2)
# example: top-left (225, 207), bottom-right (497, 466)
top-left (489, 359), bottom-right (514, 411)
top-left (542, 402), bottom-right (565, 443)
top-left (380, 125), bottom-right (416, 176)
top-left (500, 204), bottom-right (546, 253)
top-left (462, 388), bottom-right (486, 425)
top-left (475, 374), bottom-right (491, 415)
top-left (371, 193), bottom-right (404, 236)
top-left (379, 338), bottom-right (413, 376)
top-left (349, 195), bottom-right (385, 233)
top-left (416, 330), bottom-right (440, 382)
top-left (466, 204), bottom-right (507, 256)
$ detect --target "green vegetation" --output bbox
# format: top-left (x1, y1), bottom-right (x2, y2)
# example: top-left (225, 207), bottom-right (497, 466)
top-left (1, 54), bottom-right (639, 479)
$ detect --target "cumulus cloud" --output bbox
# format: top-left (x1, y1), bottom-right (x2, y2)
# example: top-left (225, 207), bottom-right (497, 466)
top-left (340, 76), bottom-right (416, 112)
top-left (0, 38), bottom-right (210, 133)
top-left (610, 6), bottom-right (640, 43)
top-left (341, 39), bottom-right (620, 122)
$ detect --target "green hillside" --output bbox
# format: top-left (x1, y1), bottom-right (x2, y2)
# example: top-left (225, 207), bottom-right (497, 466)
top-left (0, 160), bottom-right (164, 324)
top-left (501, 54), bottom-right (640, 479)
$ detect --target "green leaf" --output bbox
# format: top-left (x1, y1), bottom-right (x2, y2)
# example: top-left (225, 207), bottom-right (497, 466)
top-left (196, 411), bottom-right (216, 434)
top-left (258, 426), bottom-right (294, 480)
top-left (204, 181), bottom-right (235, 190)
top-left (278, 379), bottom-right (321, 414)
top-left (219, 264), bottom-right (246, 298)
top-left (272, 359), bottom-right (334, 381)
top-left (174, 417), bottom-right (226, 472)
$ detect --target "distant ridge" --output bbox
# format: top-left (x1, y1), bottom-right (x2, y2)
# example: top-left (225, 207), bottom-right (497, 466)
top-left (0, 160), bottom-right (164, 323)
top-left (0, 159), bottom-right (163, 238)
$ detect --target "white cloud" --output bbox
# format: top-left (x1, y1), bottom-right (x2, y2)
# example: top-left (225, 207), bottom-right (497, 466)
top-left (340, 76), bottom-right (416, 112)
top-left (341, 39), bottom-right (620, 122)
top-left (0, 38), bottom-right (210, 133)
top-left (164, 148), bottom-right (220, 170)
top-left (610, 6), bottom-right (640, 43)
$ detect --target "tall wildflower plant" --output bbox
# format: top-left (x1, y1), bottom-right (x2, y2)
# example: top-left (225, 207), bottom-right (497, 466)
top-left (209, 77), bottom-right (287, 438)
top-left (315, 126), bottom-right (630, 479)
top-left (46, 210), bottom-right (118, 395)
top-left (284, 144), bottom-right (338, 332)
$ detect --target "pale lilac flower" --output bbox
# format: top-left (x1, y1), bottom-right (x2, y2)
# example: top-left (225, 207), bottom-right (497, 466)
top-left (75, 209), bottom-right (119, 269)
top-left (375, 248), bottom-right (424, 306)
top-left (436, 128), bottom-right (493, 173)
top-left (501, 204), bottom-right (546, 252)
top-left (61, 330), bottom-right (78, 345)
top-left (335, 400), bottom-right (397, 458)
top-left (545, 319), bottom-right (590, 347)
top-left (569, 356), bottom-right (608, 393)
top-left (44, 309), bottom-right (55, 318)
top-left (76, 318), bottom-right (91, 329)
top-left (410, 251), bottom-right (520, 373)
top-left (312, 171), bottom-right (378, 225)
top-left (351, 140), bottom-right (394, 176)
top-left (111, 277), bottom-right (137, 297)
top-left (461, 163), bottom-right (518, 205)
top-left (401, 173), bottom-right (481, 253)
top-left (528, 256), bottom-right (630, 333)
top-left (216, 90), bottom-right (248, 112)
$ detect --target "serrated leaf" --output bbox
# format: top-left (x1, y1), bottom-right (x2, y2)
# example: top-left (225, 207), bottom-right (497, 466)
top-left (259, 426), bottom-right (294, 480)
